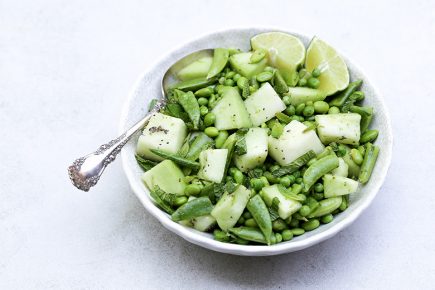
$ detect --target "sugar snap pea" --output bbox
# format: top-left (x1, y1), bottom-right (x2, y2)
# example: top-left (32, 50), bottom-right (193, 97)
top-left (171, 196), bottom-right (214, 221)
top-left (175, 90), bottom-right (200, 129)
top-left (185, 133), bottom-right (214, 161)
top-left (359, 143), bottom-right (380, 184)
top-left (308, 197), bottom-right (343, 218)
top-left (303, 155), bottom-right (339, 191)
top-left (329, 80), bottom-right (363, 107)
top-left (349, 105), bottom-right (373, 133)
top-left (150, 149), bottom-right (200, 170)
top-left (247, 195), bottom-right (272, 244)
top-left (360, 130), bottom-right (379, 144)
top-left (229, 227), bottom-right (267, 244)
top-left (207, 48), bottom-right (230, 79)
top-left (170, 77), bottom-right (218, 92)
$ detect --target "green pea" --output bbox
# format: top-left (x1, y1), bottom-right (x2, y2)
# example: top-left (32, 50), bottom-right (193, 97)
top-left (289, 218), bottom-right (299, 228)
top-left (313, 192), bottom-right (324, 201)
top-left (200, 105), bottom-right (208, 116)
top-left (297, 194), bottom-right (307, 202)
top-left (313, 101), bottom-right (329, 114)
top-left (244, 218), bottom-right (258, 228)
top-left (256, 71), bottom-right (274, 82)
top-left (271, 122), bottom-right (284, 138)
top-left (203, 112), bottom-right (216, 127)
top-left (218, 77), bottom-right (226, 85)
top-left (275, 233), bottom-right (283, 243)
top-left (351, 148), bottom-right (364, 165)
top-left (307, 77), bottom-right (320, 89)
top-left (259, 176), bottom-right (270, 187)
top-left (287, 175), bottom-right (296, 184)
top-left (243, 211), bottom-right (252, 220)
top-left (204, 127), bottom-right (219, 137)
top-left (299, 205), bottom-right (311, 217)
top-left (321, 214), bottom-right (334, 224)
top-left (291, 228), bottom-right (305, 236)
top-left (279, 176), bottom-right (291, 187)
top-left (272, 219), bottom-right (288, 231)
top-left (233, 170), bottom-right (244, 184)
top-left (312, 68), bottom-right (321, 78)
top-left (328, 106), bottom-right (340, 114)
top-left (360, 130), bottom-right (379, 144)
top-left (237, 216), bottom-right (245, 225)
top-left (295, 177), bottom-right (303, 184)
top-left (225, 71), bottom-right (236, 79)
top-left (281, 229), bottom-right (294, 241)
top-left (303, 105), bottom-right (315, 117)
top-left (295, 103), bottom-right (305, 115)
top-left (270, 164), bottom-right (281, 172)
top-left (214, 131), bottom-right (228, 149)
top-left (270, 233), bottom-right (277, 245)
top-left (298, 78), bottom-right (307, 87)
top-left (233, 73), bottom-right (241, 82)
top-left (302, 219), bottom-right (320, 231)
top-left (314, 183), bottom-right (324, 193)
top-left (282, 95), bottom-right (291, 106)
top-left (306, 101), bottom-right (314, 106)
top-left (224, 79), bottom-right (234, 86)
top-left (229, 167), bottom-right (237, 176)
top-left (285, 105), bottom-right (296, 116)
top-left (264, 171), bottom-right (280, 184)
top-left (197, 97), bottom-right (208, 106)
top-left (184, 184), bottom-right (202, 196)
top-left (174, 196), bottom-right (188, 207)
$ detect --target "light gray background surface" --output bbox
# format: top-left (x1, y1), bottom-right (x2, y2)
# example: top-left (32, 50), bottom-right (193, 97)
top-left (1, 0), bottom-right (434, 289)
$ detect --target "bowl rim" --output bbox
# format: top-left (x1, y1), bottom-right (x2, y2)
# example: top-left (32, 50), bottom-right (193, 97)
top-left (119, 26), bottom-right (393, 256)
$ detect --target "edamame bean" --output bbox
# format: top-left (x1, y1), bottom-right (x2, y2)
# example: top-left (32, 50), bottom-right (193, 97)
top-left (299, 205), bottom-right (311, 217)
top-left (215, 131), bottom-right (229, 149)
top-left (203, 112), bottom-right (216, 127)
top-left (314, 101), bottom-right (329, 114)
top-left (197, 97), bottom-right (208, 106)
top-left (350, 148), bottom-right (364, 165)
top-left (280, 176), bottom-right (291, 187)
top-left (256, 71), bottom-right (274, 82)
top-left (174, 196), bottom-right (188, 207)
top-left (233, 73), bottom-right (241, 82)
top-left (303, 105), bottom-right (315, 117)
top-left (291, 228), bottom-right (305, 236)
top-left (302, 219), bottom-right (320, 231)
top-left (281, 229), bottom-right (294, 241)
top-left (244, 218), bottom-right (258, 228)
top-left (360, 130), bottom-right (379, 144)
top-left (282, 95), bottom-right (291, 106)
top-left (298, 78), bottom-right (307, 87)
top-left (303, 155), bottom-right (339, 191)
top-left (307, 77), bottom-right (320, 89)
top-left (224, 79), bottom-right (234, 86)
top-left (194, 87), bottom-right (214, 98)
top-left (204, 127), bottom-right (219, 137)
top-left (285, 105), bottom-right (296, 116)
top-left (313, 192), bottom-right (324, 201)
top-left (184, 184), bottom-right (202, 196)
top-left (272, 219), bottom-right (288, 231)
top-left (295, 103), bottom-right (306, 115)
top-left (312, 68), bottom-right (321, 78)
top-left (275, 233), bottom-right (283, 243)
top-left (213, 229), bottom-right (230, 242)
top-left (321, 214), bottom-right (334, 224)
top-left (247, 194), bottom-right (272, 244)
top-left (328, 106), bottom-right (340, 114)
top-left (308, 197), bottom-right (342, 218)
top-left (233, 170), bottom-right (244, 184)
top-left (250, 49), bottom-right (267, 63)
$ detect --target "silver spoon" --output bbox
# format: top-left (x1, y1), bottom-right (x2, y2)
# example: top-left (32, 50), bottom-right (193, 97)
top-left (68, 49), bottom-right (213, 191)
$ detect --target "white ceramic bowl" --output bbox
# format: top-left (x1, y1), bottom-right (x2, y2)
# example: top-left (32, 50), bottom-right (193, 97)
top-left (120, 27), bottom-right (393, 256)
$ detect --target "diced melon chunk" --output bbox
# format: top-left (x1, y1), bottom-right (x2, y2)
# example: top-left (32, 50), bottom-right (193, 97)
top-left (315, 113), bottom-right (361, 145)
top-left (212, 87), bottom-right (252, 130)
top-left (177, 56), bottom-right (212, 81)
top-left (229, 52), bottom-right (267, 78)
top-left (211, 185), bottom-right (251, 231)
top-left (260, 185), bottom-right (301, 219)
top-left (285, 87), bottom-right (327, 106)
top-left (244, 83), bottom-right (286, 126)
top-left (331, 157), bottom-right (349, 177)
top-left (268, 120), bottom-right (324, 166)
top-left (192, 215), bottom-right (216, 232)
top-left (323, 174), bottom-right (359, 198)
top-left (234, 128), bottom-right (268, 172)
top-left (136, 113), bottom-right (187, 161)
top-left (197, 149), bottom-right (228, 183)
top-left (142, 160), bottom-right (186, 195)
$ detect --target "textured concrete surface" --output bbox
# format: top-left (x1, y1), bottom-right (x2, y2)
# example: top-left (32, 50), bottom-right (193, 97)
top-left (1, 0), bottom-right (434, 289)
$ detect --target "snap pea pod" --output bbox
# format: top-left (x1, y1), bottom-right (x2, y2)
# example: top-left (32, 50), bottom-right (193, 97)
top-left (359, 143), bottom-right (380, 184)
top-left (228, 227), bottom-right (267, 244)
top-left (329, 80), bottom-right (363, 107)
top-left (185, 133), bottom-right (214, 161)
top-left (277, 185), bottom-right (305, 201)
top-left (349, 105), bottom-right (373, 133)
top-left (272, 150), bottom-right (316, 177)
top-left (171, 196), bottom-right (214, 221)
top-left (303, 155), bottom-right (339, 192)
top-left (317, 146), bottom-right (336, 159)
top-left (341, 91), bottom-right (361, 113)
top-left (150, 149), bottom-right (200, 170)
top-left (207, 48), bottom-right (230, 79)
top-left (176, 90), bottom-right (200, 129)
top-left (360, 130), bottom-right (379, 144)
top-left (275, 112), bottom-right (293, 124)
top-left (272, 70), bottom-right (289, 94)
top-left (170, 77), bottom-right (218, 92)
top-left (308, 197), bottom-right (343, 218)
top-left (247, 195), bottom-right (272, 245)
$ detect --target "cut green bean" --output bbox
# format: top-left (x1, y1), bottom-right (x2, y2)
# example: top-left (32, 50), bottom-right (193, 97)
top-left (329, 80), bottom-right (363, 107)
top-left (359, 143), bottom-right (380, 184)
top-left (303, 155), bottom-right (339, 191)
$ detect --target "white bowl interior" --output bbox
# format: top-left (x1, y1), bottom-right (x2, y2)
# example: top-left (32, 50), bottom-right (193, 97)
top-left (120, 28), bottom-right (393, 256)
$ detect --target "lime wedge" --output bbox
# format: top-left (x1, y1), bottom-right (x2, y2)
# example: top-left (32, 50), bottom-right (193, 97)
top-left (251, 32), bottom-right (305, 85)
top-left (305, 37), bottom-right (349, 96)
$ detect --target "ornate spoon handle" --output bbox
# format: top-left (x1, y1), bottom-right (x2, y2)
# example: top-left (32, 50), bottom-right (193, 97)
top-left (68, 100), bottom-right (166, 191)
